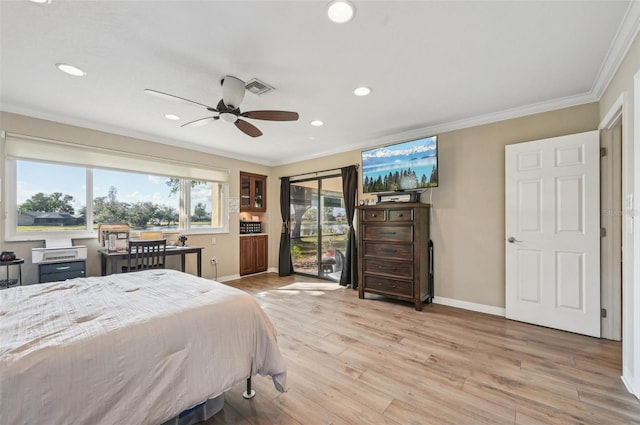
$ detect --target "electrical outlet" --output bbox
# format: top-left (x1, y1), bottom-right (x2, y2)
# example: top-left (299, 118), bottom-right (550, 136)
top-left (211, 257), bottom-right (217, 264)
top-left (211, 237), bottom-right (217, 245)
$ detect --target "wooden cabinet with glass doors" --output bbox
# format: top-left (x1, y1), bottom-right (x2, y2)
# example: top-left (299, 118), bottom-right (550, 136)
top-left (240, 172), bottom-right (267, 212)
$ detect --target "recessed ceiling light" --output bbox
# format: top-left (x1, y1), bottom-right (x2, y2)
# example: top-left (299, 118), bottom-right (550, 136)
top-left (311, 120), bottom-right (324, 127)
top-left (29, 0), bottom-right (50, 4)
top-left (354, 86), bottom-right (371, 96)
top-left (327, 0), bottom-right (355, 24)
top-left (164, 114), bottom-right (180, 121)
top-left (55, 63), bottom-right (86, 77)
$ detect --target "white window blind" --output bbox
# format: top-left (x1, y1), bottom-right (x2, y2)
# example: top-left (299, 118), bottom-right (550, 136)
top-left (5, 133), bottom-right (229, 183)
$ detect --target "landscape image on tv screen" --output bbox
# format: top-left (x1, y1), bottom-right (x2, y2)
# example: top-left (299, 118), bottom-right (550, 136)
top-left (362, 135), bottom-right (438, 193)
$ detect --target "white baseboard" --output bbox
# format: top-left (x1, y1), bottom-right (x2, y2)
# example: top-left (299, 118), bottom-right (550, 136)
top-left (433, 296), bottom-right (506, 317)
top-left (216, 274), bottom-right (240, 282)
top-left (216, 269), bottom-right (276, 282)
top-left (621, 373), bottom-right (640, 399)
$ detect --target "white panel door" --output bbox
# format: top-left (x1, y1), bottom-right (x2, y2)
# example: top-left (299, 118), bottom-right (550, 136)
top-left (505, 131), bottom-right (600, 337)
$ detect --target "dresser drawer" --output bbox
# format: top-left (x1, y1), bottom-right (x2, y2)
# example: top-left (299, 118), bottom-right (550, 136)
top-left (388, 208), bottom-right (413, 222)
top-left (363, 258), bottom-right (413, 279)
top-left (361, 209), bottom-right (386, 222)
top-left (39, 261), bottom-right (86, 283)
top-left (362, 224), bottom-right (413, 242)
top-left (363, 275), bottom-right (413, 297)
top-left (363, 241), bottom-right (413, 260)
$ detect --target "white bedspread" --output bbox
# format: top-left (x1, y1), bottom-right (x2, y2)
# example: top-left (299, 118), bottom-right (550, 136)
top-left (0, 269), bottom-right (286, 425)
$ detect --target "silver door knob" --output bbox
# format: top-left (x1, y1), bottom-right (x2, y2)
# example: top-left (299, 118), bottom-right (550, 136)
top-left (508, 236), bottom-right (523, 243)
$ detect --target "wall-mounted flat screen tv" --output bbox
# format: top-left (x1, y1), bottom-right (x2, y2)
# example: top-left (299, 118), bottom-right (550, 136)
top-left (361, 135), bottom-right (438, 194)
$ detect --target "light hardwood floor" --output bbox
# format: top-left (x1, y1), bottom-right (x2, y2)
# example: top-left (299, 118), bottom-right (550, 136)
top-left (204, 273), bottom-right (640, 425)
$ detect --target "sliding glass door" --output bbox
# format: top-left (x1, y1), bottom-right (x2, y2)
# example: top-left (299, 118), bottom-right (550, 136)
top-left (290, 174), bottom-right (347, 281)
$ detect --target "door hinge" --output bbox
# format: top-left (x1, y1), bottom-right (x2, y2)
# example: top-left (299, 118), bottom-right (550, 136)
top-left (600, 147), bottom-right (607, 157)
top-left (601, 227), bottom-right (607, 237)
top-left (601, 308), bottom-right (607, 318)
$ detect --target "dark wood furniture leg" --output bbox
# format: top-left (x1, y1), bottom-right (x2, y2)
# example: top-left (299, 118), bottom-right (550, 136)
top-left (111, 257), bottom-right (118, 275)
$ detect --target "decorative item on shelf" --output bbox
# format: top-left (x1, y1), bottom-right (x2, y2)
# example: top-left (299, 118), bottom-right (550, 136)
top-left (0, 251), bottom-right (16, 262)
top-left (178, 234), bottom-right (188, 247)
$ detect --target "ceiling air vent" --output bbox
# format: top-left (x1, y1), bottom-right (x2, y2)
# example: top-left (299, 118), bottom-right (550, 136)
top-left (245, 78), bottom-right (274, 95)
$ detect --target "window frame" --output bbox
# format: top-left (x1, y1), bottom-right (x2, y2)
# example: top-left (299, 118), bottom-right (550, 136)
top-left (3, 134), bottom-right (229, 241)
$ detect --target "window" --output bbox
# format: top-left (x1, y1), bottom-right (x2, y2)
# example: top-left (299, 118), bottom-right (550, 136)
top-left (16, 161), bottom-right (87, 232)
top-left (4, 133), bottom-right (229, 240)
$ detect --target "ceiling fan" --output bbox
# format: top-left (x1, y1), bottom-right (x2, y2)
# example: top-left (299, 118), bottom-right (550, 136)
top-left (144, 76), bottom-right (299, 137)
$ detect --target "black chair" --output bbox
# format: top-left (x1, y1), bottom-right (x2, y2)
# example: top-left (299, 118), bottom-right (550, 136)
top-left (123, 240), bottom-right (166, 273)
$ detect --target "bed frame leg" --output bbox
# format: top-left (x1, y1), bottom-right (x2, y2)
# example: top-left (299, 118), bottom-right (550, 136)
top-left (243, 377), bottom-right (256, 399)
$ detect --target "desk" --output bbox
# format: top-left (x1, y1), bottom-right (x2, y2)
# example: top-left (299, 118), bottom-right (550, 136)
top-left (0, 258), bottom-right (23, 289)
top-left (100, 246), bottom-right (203, 277)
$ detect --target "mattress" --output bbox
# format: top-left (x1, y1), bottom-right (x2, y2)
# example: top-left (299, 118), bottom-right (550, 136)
top-left (0, 269), bottom-right (287, 425)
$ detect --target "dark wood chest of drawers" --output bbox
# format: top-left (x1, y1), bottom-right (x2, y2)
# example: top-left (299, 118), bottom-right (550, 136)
top-left (357, 203), bottom-right (432, 310)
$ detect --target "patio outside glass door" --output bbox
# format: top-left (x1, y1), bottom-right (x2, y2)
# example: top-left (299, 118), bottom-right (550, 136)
top-left (290, 175), bottom-right (347, 281)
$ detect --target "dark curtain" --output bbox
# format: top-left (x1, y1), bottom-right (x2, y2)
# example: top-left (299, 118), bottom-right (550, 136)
top-left (339, 165), bottom-right (358, 289)
top-left (278, 177), bottom-right (293, 276)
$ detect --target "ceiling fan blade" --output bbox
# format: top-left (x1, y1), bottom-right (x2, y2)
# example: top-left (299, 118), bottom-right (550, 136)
top-left (240, 110), bottom-right (299, 121)
top-left (235, 119), bottom-right (263, 137)
top-left (144, 89), bottom-right (214, 110)
top-left (181, 116), bottom-right (218, 128)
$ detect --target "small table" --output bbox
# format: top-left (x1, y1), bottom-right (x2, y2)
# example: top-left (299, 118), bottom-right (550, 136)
top-left (99, 246), bottom-right (203, 277)
top-left (0, 258), bottom-right (24, 289)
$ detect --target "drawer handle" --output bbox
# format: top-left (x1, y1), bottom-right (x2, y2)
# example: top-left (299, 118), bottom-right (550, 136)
top-left (371, 213), bottom-right (378, 217)
top-left (377, 265), bottom-right (397, 271)
top-left (379, 232), bottom-right (396, 235)
top-left (380, 249), bottom-right (397, 254)
top-left (397, 213), bottom-right (403, 217)
top-left (55, 266), bottom-right (71, 270)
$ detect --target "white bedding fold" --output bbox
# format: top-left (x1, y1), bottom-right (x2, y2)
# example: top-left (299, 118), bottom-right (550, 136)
top-left (0, 269), bottom-right (286, 425)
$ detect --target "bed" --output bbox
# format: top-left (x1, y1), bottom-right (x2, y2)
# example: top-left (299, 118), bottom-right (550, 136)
top-left (0, 269), bottom-right (287, 425)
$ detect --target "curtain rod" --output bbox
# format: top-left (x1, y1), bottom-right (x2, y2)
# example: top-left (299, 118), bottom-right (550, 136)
top-left (280, 164), bottom-right (358, 180)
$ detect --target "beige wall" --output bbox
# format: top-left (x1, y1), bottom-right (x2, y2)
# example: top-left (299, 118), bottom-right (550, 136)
top-left (273, 103), bottom-right (599, 308)
top-left (1, 104), bottom-right (599, 308)
top-left (0, 112), bottom-right (270, 284)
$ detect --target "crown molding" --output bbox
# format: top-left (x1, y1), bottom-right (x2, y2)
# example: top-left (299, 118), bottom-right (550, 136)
top-left (591, 0), bottom-right (640, 99)
top-left (269, 91), bottom-right (598, 166)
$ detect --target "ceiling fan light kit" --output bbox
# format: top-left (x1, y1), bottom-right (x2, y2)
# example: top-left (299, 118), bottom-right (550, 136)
top-left (221, 76), bottom-right (245, 109)
top-left (220, 112), bottom-right (237, 123)
top-left (146, 75), bottom-right (299, 137)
